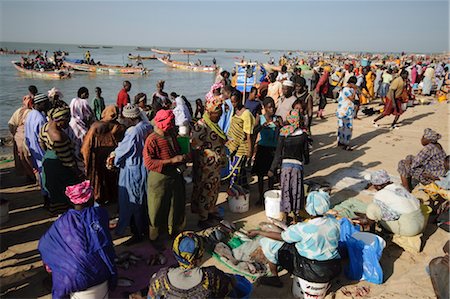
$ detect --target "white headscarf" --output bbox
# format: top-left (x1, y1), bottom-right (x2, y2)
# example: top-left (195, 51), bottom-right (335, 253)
top-left (173, 96), bottom-right (191, 126)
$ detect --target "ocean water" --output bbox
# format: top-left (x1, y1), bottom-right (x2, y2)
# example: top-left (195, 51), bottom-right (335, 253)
top-left (0, 42), bottom-right (276, 136)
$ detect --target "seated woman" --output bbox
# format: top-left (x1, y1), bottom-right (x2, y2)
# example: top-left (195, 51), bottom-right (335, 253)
top-left (248, 191), bottom-right (341, 289)
top-left (366, 169), bottom-right (425, 237)
top-left (398, 128), bottom-right (447, 191)
top-left (38, 180), bottom-right (117, 299)
top-left (147, 231), bottom-right (236, 298)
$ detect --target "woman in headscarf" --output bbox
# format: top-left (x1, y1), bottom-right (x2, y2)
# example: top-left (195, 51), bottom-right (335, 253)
top-left (336, 84), bottom-right (356, 151)
top-left (248, 191), bottom-right (341, 291)
top-left (81, 105), bottom-right (125, 204)
top-left (422, 65), bottom-right (435, 96)
top-left (8, 94), bottom-right (35, 182)
top-left (224, 90), bottom-right (255, 190)
top-left (151, 80), bottom-right (170, 112)
top-left (269, 109), bottom-right (309, 223)
top-left (40, 106), bottom-right (82, 215)
top-left (134, 92), bottom-right (152, 121)
top-left (143, 109), bottom-right (187, 241)
top-left (48, 87), bottom-right (67, 109)
top-left (398, 128), bottom-right (447, 191)
top-left (315, 66), bottom-right (330, 119)
top-left (191, 94), bottom-right (227, 228)
top-left (107, 104), bottom-right (152, 242)
top-left (173, 95), bottom-right (192, 136)
top-left (365, 170), bottom-right (425, 238)
top-left (38, 180), bottom-right (117, 299)
top-left (148, 231), bottom-right (235, 298)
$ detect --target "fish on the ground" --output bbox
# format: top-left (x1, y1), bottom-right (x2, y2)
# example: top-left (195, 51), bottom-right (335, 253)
top-left (214, 242), bottom-right (239, 265)
top-left (268, 217), bottom-right (288, 230)
top-left (258, 222), bottom-right (283, 233)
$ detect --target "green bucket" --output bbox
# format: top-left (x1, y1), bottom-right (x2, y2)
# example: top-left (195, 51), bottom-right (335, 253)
top-left (177, 136), bottom-right (190, 154)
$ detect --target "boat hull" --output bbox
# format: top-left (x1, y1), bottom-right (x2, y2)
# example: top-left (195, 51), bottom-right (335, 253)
top-left (12, 61), bottom-right (72, 79)
top-left (157, 58), bottom-right (217, 73)
top-left (63, 61), bottom-right (148, 74)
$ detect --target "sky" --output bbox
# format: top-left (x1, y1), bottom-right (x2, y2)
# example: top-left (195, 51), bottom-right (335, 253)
top-left (0, 0), bottom-right (448, 53)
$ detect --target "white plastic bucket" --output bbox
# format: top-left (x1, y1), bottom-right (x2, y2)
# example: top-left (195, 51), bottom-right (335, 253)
top-left (352, 232), bottom-right (386, 249)
top-left (292, 276), bottom-right (330, 299)
top-left (228, 193), bottom-right (249, 213)
top-left (0, 199), bottom-right (10, 225)
top-left (264, 190), bottom-right (283, 220)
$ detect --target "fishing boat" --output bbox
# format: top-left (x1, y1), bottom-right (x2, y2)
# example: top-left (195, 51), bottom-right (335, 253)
top-left (225, 50), bottom-right (241, 53)
top-left (263, 51), bottom-right (271, 55)
top-left (128, 54), bottom-right (157, 60)
top-left (78, 45), bottom-right (100, 49)
top-left (102, 46), bottom-right (113, 49)
top-left (63, 60), bottom-right (148, 75)
top-left (135, 47), bottom-right (153, 51)
top-left (157, 58), bottom-right (217, 73)
top-left (151, 48), bottom-right (197, 55)
top-left (12, 61), bottom-right (73, 79)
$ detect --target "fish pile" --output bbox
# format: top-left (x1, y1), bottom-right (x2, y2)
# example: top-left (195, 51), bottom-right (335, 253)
top-left (214, 242), bottom-right (267, 275)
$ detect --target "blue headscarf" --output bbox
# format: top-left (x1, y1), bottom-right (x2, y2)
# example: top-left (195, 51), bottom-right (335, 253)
top-left (306, 190), bottom-right (331, 216)
top-left (173, 231), bottom-right (204, 269)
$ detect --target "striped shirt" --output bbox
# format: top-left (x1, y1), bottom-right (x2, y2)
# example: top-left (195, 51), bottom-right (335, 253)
top-left (143, 132), bottom-right (181, 173)
top-left (39, 123), bottom-right (76, 168)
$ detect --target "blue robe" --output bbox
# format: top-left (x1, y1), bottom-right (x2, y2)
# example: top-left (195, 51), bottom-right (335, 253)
top-left (114, 121), bottom-right (153, 235)
top-left (218, 99), bottom-right (234, 134)
top-left (38, 207), bottom-right (117, 299)
top-left (25, 109), bottom-right (46, 171)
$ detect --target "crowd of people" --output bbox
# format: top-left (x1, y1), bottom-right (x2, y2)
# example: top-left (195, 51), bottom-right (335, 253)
top-left (6, 51), bottom-right (449, 298)
top-left (18, 50), bottom-right (68, 71)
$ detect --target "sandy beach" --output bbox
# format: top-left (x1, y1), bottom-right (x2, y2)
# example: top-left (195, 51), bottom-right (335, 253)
top-left (1, 98), bottom-right (448, 299)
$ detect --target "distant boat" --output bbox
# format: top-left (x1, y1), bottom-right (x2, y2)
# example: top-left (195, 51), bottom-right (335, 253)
top-left (225, 50), bottom-right (241, 53)
top-left (79, 45), bottom-right (100, 49)
top-left (135, 47), bottom-right (153, 51)
top-left (12, 61), bottom-right (73, 79)
top-left (1, 49), bottom-right (42, 55)
top-left (157, 58), bottom-right (218, 73)
top-left (128, 54), bottom-right (157, 60)
top-left (63, 60), bottom-right (148, 75)
top-left (263, 51), bottom-right (271, 55)
top-left (102, 46), bottom-right (113, 49)
top-left (151, 48), bottom-right (197, 55)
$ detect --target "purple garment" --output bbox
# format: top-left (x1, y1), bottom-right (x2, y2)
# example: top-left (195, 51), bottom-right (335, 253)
top-left (25, 109), bottom-right (46, 171)
top-left (38, 207), bottom-right (117, 299)
top-left (280, 162), bottom-right (305, 213)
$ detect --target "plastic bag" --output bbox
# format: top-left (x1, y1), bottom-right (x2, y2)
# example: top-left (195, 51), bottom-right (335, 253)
top-left (338, 218), bottom-right (360, 258)
top-left (345, 234), bottom-right (384, 284)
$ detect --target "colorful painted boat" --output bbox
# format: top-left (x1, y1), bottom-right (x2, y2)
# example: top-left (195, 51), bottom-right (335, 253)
top-left (128, 54), bottom-right (157, 60)
top-left (12, 61), bottom-right (73, 79)
top-left (63, 61), bottom-right (148, 75)
top-left (157, 58), bottom-right (217, 73)
top-left (78, 45), bottom-right (100, 49)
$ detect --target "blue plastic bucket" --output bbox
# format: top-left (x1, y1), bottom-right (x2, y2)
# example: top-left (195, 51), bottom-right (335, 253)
top-left (230, 274), bottom-right (252, 299)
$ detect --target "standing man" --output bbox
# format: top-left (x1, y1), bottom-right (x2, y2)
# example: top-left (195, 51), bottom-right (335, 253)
top-left (315, 66), bottom-right (330, 119)
top-left (276, 80), bottom-right (297, 122)
top-left (372, 70), bottom-right (409, 130)
top-left (25, 93), bottom-right (50, 202)
top-left (117, 81), bottom-right (131, 115)
top-left (84, 50), bottom-right (91, 62)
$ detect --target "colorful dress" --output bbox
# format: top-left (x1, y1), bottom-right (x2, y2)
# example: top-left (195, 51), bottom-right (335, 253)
top-left (114, 121), bottom-right (153, 236)
top-left (398, 143), bottom-right (447, 185)
top-left (191, 118), bottom-right (227, 221)
top-left (336, 88), bottom-right (355, 146)
top-left (148, 266), bottom-right (233, 298)
top-left (143, 132), bottom-right (185, 238)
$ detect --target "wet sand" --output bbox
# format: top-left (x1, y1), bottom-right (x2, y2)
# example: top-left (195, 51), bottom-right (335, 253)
top-left (1, 98), bottom-right (448, 298)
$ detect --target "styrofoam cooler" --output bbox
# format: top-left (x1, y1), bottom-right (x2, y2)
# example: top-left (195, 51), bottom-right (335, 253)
top-left (264, 190), bottom-right (283, 220)
top-left (228, 193), bottom-right (249, 213)
top-left (292, 276), bottom-right (330, 299)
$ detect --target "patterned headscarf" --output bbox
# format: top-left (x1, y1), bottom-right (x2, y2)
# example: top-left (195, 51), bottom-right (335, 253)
top-left (280, 109), bottom-right (302, 137)
top-left (306, 190), bottom-right (331, 216)
top-left (65, 180), bottom-right (93, 205)
top-left (48, 87), bottom-right (64, 100)
top-left (154, 109), bottom-right (175, 132)
top-left (366, 169), bottom-right (391, 186)
top-left (172, 231), bottom-right (204, 269)
top-left (205, 82), bottom-right (224, 103)
top-left (48, 106), bottom-right (70, 122)
top-left (205, 95), bottom-right (223, 113)
top-left (423, 128), bottom-right (441, 143)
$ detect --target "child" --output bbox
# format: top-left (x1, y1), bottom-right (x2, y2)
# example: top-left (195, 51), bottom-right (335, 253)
top-left (92, 87), bottom-right (105, 121)
top-left (252, 97), bottom-right (281, 205)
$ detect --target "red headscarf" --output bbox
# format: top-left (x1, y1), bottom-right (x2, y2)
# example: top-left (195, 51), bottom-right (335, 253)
top-left (154, 109), bottom-right (175, 132)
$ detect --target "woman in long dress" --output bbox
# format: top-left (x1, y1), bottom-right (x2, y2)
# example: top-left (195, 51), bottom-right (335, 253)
top-left (191, 95), bottom-right (227, 228)
top-left (81, 105), bottom-right (125, 204)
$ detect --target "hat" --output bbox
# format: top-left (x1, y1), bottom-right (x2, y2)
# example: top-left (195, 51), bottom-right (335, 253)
top-left (306, 190), bottom-right (330, 216)
top-left (33, 93), bottom-right (49, 104)
top-left (65, 180), bottom-right (93, 205)
top-left (365, 170), bottom-right (390, 186)
top-left (423, 128), bottom-right (441, 143)
top-left (282, 80), bottom-right (294, 87)
top-left (122, 104), bottom-right (141, 119)
top-left (154, 109), bottom-right (175, 132)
